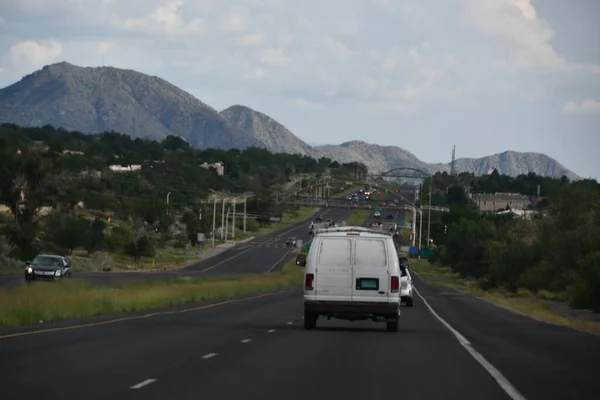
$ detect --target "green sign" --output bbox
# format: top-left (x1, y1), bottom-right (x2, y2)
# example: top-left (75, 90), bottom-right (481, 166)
top-left (419, 249), bottom-right (434, 258)
top-left (304, 243), bottom-right (311, 252)
top-left (374, 207), bottom-right (382, 212)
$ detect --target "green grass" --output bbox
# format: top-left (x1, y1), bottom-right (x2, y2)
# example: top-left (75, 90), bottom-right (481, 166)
top-left (330, 185), bottom-right (363, 198)
top-left (346, 210), bottom-right (372, 226)
top-left (252, 207), bottom-right (318, 237)
top-left (0, 259), bottom-right (304, 327)
top-left (410, 261), bottom-right (600, 334)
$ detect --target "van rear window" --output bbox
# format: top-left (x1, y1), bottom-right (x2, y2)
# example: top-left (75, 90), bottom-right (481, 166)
top-left (318, 238), bottom-right (351, 266)
top-left (354, 239), bottom-right (387, 267)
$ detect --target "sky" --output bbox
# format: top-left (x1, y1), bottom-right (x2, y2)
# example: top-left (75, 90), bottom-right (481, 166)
top-left (0, 0), bottom-right (599, 179)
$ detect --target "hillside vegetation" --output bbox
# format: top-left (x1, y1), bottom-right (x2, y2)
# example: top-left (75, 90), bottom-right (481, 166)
top-left (418, 171), bottom-right (600, 312)
top-left (0, 124), bottom-right (366, 266)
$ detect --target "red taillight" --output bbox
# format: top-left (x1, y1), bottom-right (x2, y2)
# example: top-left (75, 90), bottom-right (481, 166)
top-left (305, 273), bottom-right (314, 290)
top-left (391, 276), bottom-right (399, 293)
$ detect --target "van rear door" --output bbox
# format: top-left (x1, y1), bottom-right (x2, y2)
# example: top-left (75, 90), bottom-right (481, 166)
top-left (351, 237), bottom-right (390, 303)
top-left (314, 237), bottom-right (353, 302)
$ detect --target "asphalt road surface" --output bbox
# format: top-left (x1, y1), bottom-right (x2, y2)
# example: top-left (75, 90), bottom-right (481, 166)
top-left (1, 275), bottom-right (598, 400)
top-left (0, 207), bottom-right (350, 288)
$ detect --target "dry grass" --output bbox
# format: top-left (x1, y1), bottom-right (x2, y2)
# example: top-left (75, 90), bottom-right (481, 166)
top-left (410, 261), bottom-right (600, 334)
top-left (0, 260), bottom-right (304, 327)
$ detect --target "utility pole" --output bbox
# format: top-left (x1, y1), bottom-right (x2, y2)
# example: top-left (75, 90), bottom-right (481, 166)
top-left (221, 198), bottom-right (226, 240)
top-left (243, 197), bottom-right (247, 233)
top-left (231, 198), bottom-right (236, 238)
top-left (212, 198), bottom-right (217, 247)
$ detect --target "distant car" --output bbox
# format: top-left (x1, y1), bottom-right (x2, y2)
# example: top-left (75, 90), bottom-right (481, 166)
top-left (373, 211), bottom-right (381, 218)
top-left (387, 213), bottom-right (394, 220)
top-left (25, 255), bottom-right (72, 283)
top-left (285, 237), bottom-right (296, 247)
top-left (315, 215), bottom-right (323, 221)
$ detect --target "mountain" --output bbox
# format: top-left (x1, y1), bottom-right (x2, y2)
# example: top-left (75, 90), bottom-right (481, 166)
top-left (0, 62), bottom-right (259, 149)
top-left (429, 151), bottom-right (581, 180)
top-left (0, 62), bottom-right (581, 180)
top-left (220, 105), bottom-right (316, 157)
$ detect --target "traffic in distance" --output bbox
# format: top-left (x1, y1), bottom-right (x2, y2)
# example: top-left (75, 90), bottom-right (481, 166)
top-left (1, 187), bottom-right (599, 400)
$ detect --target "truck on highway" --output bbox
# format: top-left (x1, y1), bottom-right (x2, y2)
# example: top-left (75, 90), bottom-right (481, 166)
top-left (295, 226), bottom-right (402, 332)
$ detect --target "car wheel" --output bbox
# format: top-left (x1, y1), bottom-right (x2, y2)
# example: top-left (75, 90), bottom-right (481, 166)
top-left (386, 317), bottom-right (399, 332)
top-left (406, 297), bottom-right (414, 307)
top-left (304, 310), bottom-right (317, 330)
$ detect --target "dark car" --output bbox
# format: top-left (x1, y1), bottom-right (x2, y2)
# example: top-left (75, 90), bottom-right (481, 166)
top-left (25, 255), bottom-right (72, 283)
top-left (315, 214), bottom-right (323, 222)
top-left (285, 237), bottom-right (296, 247)
top-left (387, 213), bottom-right (394, 220)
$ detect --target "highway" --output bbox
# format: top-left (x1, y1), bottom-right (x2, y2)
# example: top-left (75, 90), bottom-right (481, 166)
top-left (1, 275), bottom-right (599, 399)
top-left (0, 207), bottom-right (350, 288)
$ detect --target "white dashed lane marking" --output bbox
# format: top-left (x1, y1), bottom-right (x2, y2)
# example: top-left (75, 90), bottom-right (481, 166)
top-left (268, 329), bottom-right (276, 333)
top-left (241, 338), bottom-right (252, 343)
top-left (201, 353), bottom-right (217, 359)
top-left (130, 379), bottom-right (157, 389)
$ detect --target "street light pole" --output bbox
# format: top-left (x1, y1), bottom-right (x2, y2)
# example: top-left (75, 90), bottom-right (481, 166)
top-left (243, 197), bottom-right (247, 233)
top-left (221, 198), bottom-right (226, 240)
top-left (225, 208), bottom-right (229, 242)
top-left (212, 198), bottom-right (217, 247)
top-left (418, 209), bottom-right (423, 251)
top-left (427, 175), bottom-right (432, 246)
top-left (232, 198), bottom-right (236, 238)
top-left (166, 192), bottom-right (171, 215)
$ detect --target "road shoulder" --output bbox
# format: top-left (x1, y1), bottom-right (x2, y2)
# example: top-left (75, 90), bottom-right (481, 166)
top-left (414, 273), bottom-right (600, 400)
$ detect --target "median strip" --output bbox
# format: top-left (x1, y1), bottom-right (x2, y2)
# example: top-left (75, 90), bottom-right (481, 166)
top-left (0, 261), bottom-right (304, 328)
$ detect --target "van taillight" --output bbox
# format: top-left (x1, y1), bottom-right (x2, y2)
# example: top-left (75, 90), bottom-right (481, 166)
top-left (305, 274), bottom-right (314, 290)
top-left (391, 276), bottom-right (399, 293)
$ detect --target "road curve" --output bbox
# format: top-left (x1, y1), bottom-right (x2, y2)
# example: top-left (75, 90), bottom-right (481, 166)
top-left (0, 207), bottom-right (350, 288)
top-left (1, 278), bottom-right (598, 400)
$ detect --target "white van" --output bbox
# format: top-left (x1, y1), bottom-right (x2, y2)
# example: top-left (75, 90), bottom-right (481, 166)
top-left (295, 226), bottom-right (402, 332)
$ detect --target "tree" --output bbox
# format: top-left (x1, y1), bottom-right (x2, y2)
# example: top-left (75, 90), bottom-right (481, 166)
top-left (0, 144), bottom-right (60, 258)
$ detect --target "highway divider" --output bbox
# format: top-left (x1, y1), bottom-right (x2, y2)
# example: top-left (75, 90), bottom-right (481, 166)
top-left (0, 262), bottom-right (305, 327)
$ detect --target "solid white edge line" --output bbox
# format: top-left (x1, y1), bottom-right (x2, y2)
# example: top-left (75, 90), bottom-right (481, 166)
top-left (201, 353), bottom-right (217, 359)
top-left (130, 378), bottom-right (157, 389)
top-left (414, 287), bottom-right (527, 400)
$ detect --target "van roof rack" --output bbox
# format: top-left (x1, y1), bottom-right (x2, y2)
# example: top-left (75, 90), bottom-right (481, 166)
top-left (313, 226), bottom-right (392, 236)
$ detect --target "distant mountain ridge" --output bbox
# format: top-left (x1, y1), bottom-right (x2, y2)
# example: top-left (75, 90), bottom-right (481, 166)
top-left (0, 62), bottom-right (581, 180)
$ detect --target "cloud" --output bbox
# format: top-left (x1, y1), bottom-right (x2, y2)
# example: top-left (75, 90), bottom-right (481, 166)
top-left (0, 0), bottom-right (599, 178)
top-left (563, 99), bottom-right (600, 116)
top-left (6, 40), bottom-right (62, 71)
top-left (289, 97), bottom-right (323, 111)
top-left (114, 0), bottom-right (204, 36)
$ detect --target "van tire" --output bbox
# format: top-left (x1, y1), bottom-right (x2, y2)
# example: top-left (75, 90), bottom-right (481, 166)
top-left (386, 317), bottom-right (399, 332)
top-left (406, 297), bottom-right (414, 307)
top-left (304, 311), bottom-right (317, 330)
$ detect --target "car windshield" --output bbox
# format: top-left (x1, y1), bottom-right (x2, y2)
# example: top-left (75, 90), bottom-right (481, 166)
top-left (32, 256), bottom-right (62, 267)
